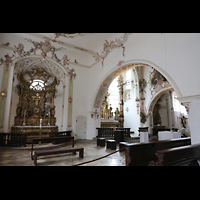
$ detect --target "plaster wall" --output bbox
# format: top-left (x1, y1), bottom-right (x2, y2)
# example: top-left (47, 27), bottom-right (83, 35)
top-left (87, 33), bottom-right (200, 141)
top-left (1, 33), bottom-right (200, 144)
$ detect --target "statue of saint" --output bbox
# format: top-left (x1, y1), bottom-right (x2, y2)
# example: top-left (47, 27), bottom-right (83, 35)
top-left (104, 105), bottom-right (109, 120)
top-left (115, 107), bottom-right (120, 120)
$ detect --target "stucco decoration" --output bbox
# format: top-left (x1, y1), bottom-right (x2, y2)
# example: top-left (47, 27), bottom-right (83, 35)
top-left (55, 33), bottom-right (89, 38)
top-left (94, 33), bottom-right (131, 67)
top-left (0, 38), bottom-right (76, 81)
top-left (139, 78), bottom-right (147, 93)
top-left (149, 68), bottom-right (171, 97)
top-left (140, 111), bottom-right (147, 123)
top-left (0, 54), bottom-right (14, 71)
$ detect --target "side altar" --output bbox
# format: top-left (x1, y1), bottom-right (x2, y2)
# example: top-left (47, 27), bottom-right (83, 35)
top-left (101, 120), bottom-right (119, 128)
top-left (11, 67), bottom-right (59, 141)
top-left (100, 92), bottom-right (120, 128)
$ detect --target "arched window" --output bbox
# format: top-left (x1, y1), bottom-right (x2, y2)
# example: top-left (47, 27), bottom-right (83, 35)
top-left (30, 79), bottom-right (45, 92)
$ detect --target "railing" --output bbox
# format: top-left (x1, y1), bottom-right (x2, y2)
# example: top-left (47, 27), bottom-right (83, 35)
top-left (54, 130), bottom-right (72, 137)
top-left (0, 133), bottom-right (26, 147)
top-left (96, 128), bottom-right (130, 138)
top-left (0, 131), bottom-right (72, 147)
top-left (52, 131), bottom-right (72, 144)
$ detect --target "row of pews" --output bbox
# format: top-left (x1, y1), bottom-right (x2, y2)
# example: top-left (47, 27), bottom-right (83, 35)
top-left (124, 137), bottom-right (200, 166)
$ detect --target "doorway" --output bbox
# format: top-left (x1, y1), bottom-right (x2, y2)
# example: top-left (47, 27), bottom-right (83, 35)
top-left (75, 115), bottom-right (87, 139)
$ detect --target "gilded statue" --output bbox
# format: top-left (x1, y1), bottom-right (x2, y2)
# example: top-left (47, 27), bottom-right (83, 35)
top-left (115, 107), bottom-right (120, 120)
top-left (32, 93), bottom-right (41, 106)
top-left (104, 105), bottom-right (109, 120)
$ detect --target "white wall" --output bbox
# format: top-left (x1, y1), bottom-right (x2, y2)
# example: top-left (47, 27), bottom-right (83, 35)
top-left (1, 33), bottom-right (200, 144)
top-left (71, 65), bottom-right (89, 138)
top-left (189, 98), bottom-right (200, 144)
top-left (87, 33), bottom-right (200, 142)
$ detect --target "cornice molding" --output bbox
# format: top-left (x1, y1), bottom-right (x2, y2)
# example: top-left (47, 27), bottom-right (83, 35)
top-left (177, 94), bottom-right (200, 103)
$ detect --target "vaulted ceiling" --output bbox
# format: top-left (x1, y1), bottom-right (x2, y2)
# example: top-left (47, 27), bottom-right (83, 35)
top-left (0, 33), bottom-right (131, 69)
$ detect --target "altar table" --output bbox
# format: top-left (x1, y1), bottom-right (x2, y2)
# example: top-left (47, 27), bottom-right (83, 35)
top-left (158, 131), bottom-right (181, 141)
top-left (11, 125), bottom-right (58, 143)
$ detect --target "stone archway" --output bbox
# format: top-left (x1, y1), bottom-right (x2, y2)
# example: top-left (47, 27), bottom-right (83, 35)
top-left (92, 59), bottom-right (182, 111)
top-left (147, 87), bottom-right (174, 133)
top-left (91, 59), bottom-right (182, 136)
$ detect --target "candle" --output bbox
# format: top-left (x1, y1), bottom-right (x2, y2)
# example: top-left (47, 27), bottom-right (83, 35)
top-left (40, 119), bottom-right (42, 128)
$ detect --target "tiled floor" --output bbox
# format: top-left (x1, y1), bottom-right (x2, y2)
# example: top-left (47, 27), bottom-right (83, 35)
top-left (0, 139), bottom-right (126, 166)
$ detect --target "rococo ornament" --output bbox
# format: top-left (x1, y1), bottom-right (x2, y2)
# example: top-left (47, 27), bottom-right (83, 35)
top-left (0, 38), bottom-right (77, 80)
top-left (93, 33), bottom-right (131, 67)
top-left (139, 79), bottom-right (147, 93)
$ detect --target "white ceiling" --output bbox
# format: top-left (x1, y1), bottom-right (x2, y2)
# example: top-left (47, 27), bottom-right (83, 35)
top-left (32, 33), bottom-right (127, 68)
top-left (0, 33), bottom-right (128, 68)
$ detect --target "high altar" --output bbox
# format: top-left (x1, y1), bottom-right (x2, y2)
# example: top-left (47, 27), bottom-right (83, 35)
top-left (11, 68), bottom-right (59, 141)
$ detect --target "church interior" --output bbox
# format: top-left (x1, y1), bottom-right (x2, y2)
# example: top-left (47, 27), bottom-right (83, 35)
top-left (0, 33), bottom-right (200, 166)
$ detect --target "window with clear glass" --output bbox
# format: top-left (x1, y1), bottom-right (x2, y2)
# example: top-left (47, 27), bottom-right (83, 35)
top-left (30, 79), bottom-right (45, 92)
top-left (172, 91), bottom-right (188, 117)
top-left (108, 77), bottom-right (119, 112)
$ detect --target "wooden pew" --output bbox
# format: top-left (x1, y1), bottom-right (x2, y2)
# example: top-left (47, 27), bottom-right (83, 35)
top-left (149, 144), bottom-right (200, 166)
top-left (31, 136), bottom-right (74, 160)
top-left (124, 137), bottom-right (191, 166)
top-left (34, 147), bottom-right (84, 166)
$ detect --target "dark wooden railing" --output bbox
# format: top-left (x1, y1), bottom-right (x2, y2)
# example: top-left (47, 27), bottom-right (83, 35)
top-left (96, 128), bottom-right (130, 138)
top-left (52, 131), bottom-right (72, 144)
top-left (0, 131), bottom-right (72, 147)
top-left (0, 133), bottom-right (26, 147)
top-left (54, 130), bottom-right (72, 137)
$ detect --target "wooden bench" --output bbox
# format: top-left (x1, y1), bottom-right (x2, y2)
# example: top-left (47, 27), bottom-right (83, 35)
top-left (124, 137), bottom-right (191, 166)
top-left (149, 144), bottom-right (200, 166)
top-left (31, 136), bottom-right (74, 160)
top-left (34, 147), bottom-right (84, 166)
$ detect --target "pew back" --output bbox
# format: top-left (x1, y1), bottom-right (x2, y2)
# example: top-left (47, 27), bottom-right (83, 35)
top-left (152, 143), bottom-right (200, 166)
top-left (125, 137), bottom-right (191, 166)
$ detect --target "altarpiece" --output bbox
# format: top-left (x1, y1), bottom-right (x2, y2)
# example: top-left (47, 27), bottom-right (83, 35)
top-left (11, 67), bottom-right (60, 139)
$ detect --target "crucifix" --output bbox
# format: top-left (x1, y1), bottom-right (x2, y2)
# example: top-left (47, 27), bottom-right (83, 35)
top-left (32, 93), bottom-right (42, 106)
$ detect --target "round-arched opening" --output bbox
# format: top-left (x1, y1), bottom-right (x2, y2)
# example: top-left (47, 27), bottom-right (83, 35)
top-left (92, 60), bottom-right (182, 110)
top-left (92, 59), bottom-right (187, 136)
